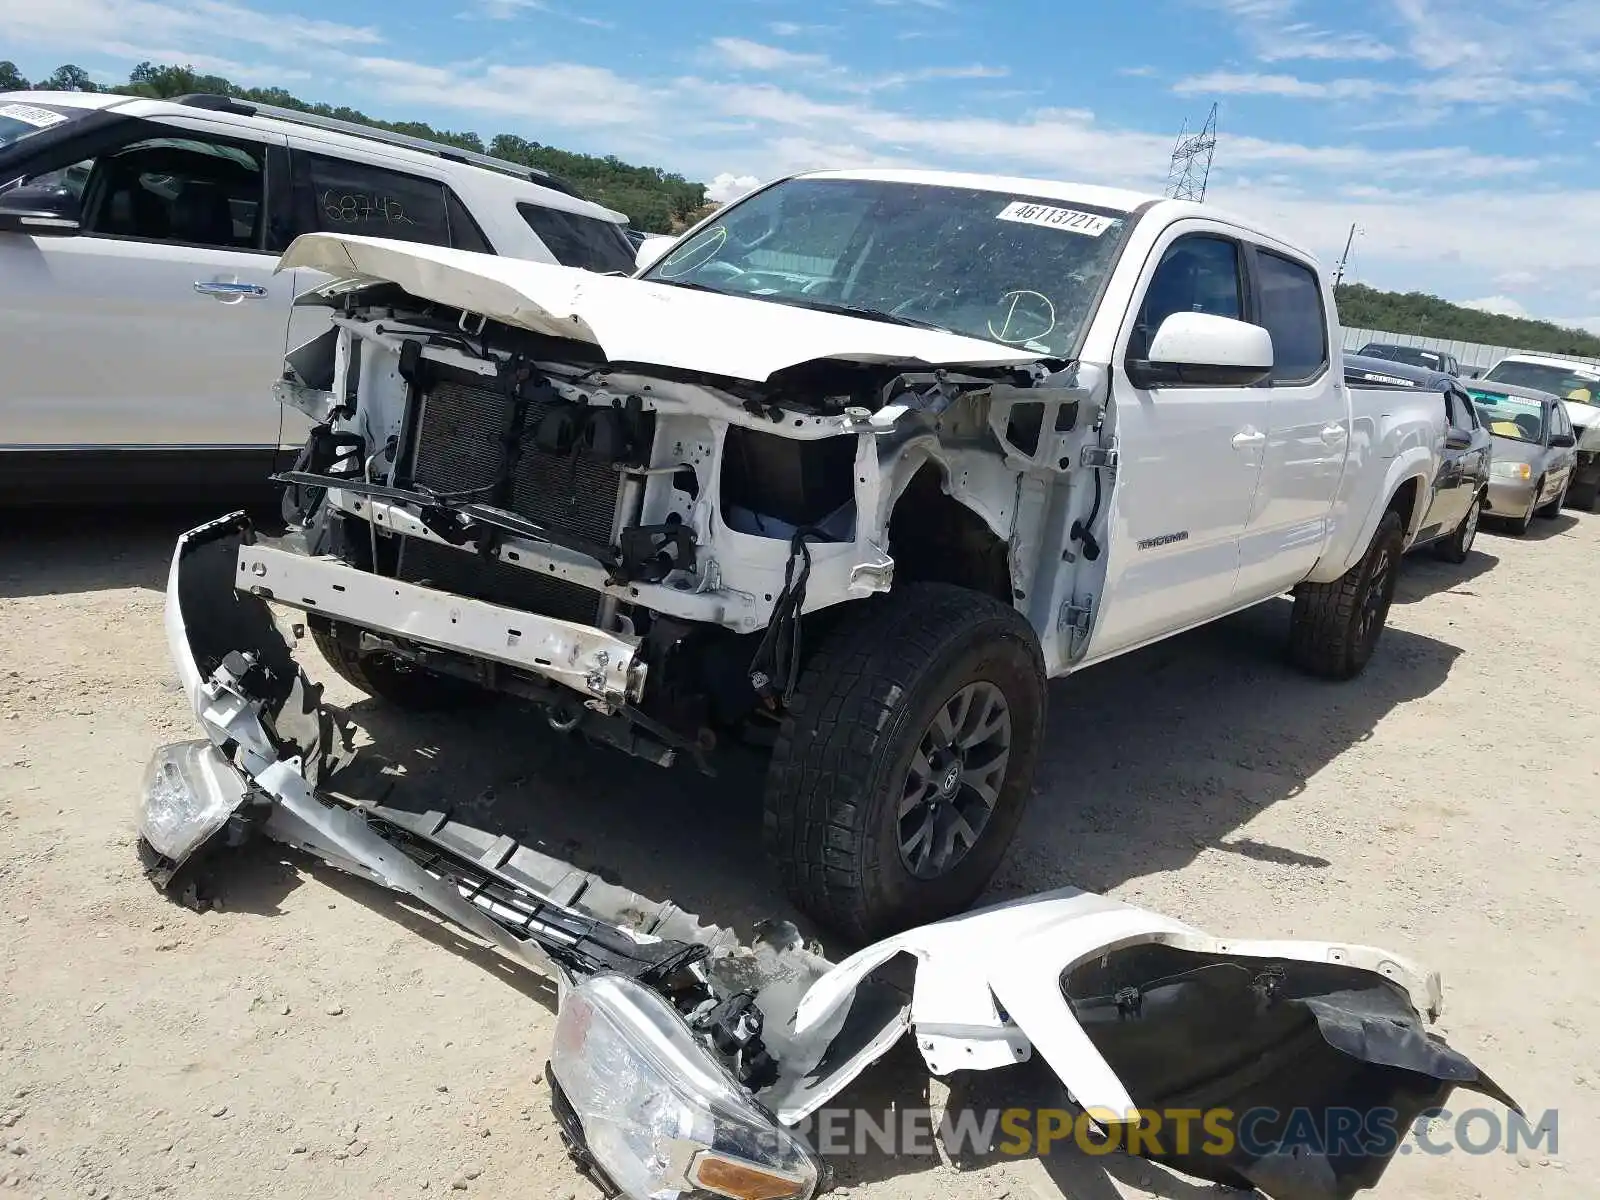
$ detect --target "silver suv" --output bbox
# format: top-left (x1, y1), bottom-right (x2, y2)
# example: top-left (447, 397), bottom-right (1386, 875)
top-left (0, 90), bottom-right (634, 503)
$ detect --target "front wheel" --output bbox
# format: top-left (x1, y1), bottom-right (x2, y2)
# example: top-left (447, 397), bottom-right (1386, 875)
top-left (762, 584), bottom-right (1046, 943)
top-left (1537, 478), bottom-right (1568, 519)
top-left (1436, 492), bottom-right (1482, 564)
top-left (1288, 510), bottom-right (1404, 681)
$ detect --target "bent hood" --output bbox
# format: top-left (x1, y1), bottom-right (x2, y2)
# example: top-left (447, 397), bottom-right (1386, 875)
top-left (278, 233), bottom-right (1046, 384)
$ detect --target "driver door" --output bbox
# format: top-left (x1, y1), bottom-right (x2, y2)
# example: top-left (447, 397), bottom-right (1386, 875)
top-left (1086, 226), bottom-right (1271, 661)
top-left (0, 121), bottom-right (291, 450)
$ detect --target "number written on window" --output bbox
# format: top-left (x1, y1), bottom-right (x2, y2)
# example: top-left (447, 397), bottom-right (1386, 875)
top-left (320, 190), bottom-right (418, 226)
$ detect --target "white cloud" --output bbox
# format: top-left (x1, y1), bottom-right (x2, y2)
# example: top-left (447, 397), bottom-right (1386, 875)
top-left (1199, 0), bottom-right (1398, 64)
top-left (706, 172), bottom-right (761, 204)
top-left (1176, 71), bottom-right (1382, 100)
top-left (1176, 67), bottom-right (1579, 106)
top-left (708, 37), bottom-right (829, 72)
top-left (0, 0), bottom-right (381, 60)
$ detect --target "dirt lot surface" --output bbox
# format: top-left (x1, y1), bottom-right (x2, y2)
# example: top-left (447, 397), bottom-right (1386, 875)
top-left (1, 503), bottom-right (1594, 1200)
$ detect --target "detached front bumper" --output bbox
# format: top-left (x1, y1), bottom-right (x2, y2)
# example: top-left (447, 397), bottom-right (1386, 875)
top-left (138, 513), bottom-right (1521, 1200)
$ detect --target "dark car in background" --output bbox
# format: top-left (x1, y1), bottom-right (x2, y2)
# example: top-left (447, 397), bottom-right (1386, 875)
top-left (1344, 353), bottom-right (1490, 561)
top-left (1358, 341), bottom-right (1462, 378)
top-left (1466, 379), bottom-right (1579, 534)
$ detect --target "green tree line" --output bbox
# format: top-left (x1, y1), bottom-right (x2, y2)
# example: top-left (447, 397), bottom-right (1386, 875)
top-left (1336, 284), bottom-right (1600, 357)
top-left (1, 60), bottom-right (706, 232)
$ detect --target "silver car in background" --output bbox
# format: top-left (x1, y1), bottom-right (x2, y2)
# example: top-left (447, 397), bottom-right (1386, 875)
top-left (1466, 379), bottom-right (1579, 534)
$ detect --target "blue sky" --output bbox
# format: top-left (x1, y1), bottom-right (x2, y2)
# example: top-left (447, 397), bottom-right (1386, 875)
top-left (7, 0), bottom-right (1600, 328)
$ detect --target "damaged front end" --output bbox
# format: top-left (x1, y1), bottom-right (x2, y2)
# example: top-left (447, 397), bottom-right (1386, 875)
top-left (139, 515), bottom-right (1518, 1200)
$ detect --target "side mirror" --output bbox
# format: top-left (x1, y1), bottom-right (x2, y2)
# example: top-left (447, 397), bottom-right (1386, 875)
top-left (1445, 429), bottom-right (1473, 451)
top-left (1127, 312), bottom-right (1274, 389)
top-left (1550, 432), bottom-right (1577, 448)
top-left (0, 185), bottom-right (81, 237)
top-left (634, 235), bottom-right (673, 274)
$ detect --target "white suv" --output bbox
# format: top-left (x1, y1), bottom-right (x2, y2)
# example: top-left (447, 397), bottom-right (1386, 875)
top-left (0, 90), bottom-right (634, 503)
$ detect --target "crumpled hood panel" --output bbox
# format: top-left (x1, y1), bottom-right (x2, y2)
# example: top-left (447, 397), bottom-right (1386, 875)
top-left (277, 233), bottom-right (1046, 383)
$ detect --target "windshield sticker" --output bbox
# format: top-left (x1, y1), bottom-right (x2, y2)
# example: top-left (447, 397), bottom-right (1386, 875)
top-left (0, 103), bottom-right (70, 130)
top-left (996, 201), bottom-right (1116, 237)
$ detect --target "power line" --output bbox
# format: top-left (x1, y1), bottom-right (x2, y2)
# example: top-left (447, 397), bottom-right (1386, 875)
top-left (1166, 102), bottom-right (1218, 202)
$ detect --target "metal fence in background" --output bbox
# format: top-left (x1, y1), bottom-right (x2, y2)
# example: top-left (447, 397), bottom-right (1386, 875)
top-left (1340, 326), bottom-right (1600, 376)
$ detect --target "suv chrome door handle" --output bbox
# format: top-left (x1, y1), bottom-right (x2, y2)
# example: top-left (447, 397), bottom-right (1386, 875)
top-left (194, 281), bottom-right (268, 299)
top-left (1231, 429), bottom-right (1266, 450)
top-left (1321, 422), bottom-right (1347, 443)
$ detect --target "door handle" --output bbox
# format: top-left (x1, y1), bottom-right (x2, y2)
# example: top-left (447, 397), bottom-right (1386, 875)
top-left (194, 281), bottom-right (268, 300)
top-left (1320, 422), bottom-right (1347, 443)
top-left (1231, 429), bottom-right (1266, 450)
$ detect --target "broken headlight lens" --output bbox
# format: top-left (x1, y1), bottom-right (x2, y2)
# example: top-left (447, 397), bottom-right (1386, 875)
top-left (137, 740), bottom-right (248, 866)
top-left (551, 973), bottom-right (819, 1200)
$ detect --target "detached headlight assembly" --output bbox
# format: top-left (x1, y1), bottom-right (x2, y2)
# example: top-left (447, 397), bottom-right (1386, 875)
top-left (1491, 460), bottom-right (1532, 481)
top-left (137, 740), bottom-right (248, 867)
top-left (550, 973), bottom-right (820, 1200)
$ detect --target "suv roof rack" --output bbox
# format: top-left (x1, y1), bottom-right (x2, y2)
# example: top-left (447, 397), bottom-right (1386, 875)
top-left (170, 93), bottom-right (586, 200)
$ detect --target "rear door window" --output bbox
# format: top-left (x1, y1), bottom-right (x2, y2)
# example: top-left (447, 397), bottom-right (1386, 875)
top-left (295, 153), bottom-right (451, 246)
top-left (1254, 250), bottom-right (1328, 385)
top-left (517, 202), bottom-right (635, 273)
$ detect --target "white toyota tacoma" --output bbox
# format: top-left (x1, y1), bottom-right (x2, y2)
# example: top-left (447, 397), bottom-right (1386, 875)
top-left (157, 168), bottom-right (1445, 942)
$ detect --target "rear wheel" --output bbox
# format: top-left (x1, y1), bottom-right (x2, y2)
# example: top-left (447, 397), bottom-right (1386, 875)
top-left (1287, 510), bottom-right (1403, 681)
top-left (309, 617), bottom-right (493, 710)
top-left (1435, 492), bottom-right (1482, 564)
top-left (762, 584), bottom-right (1046, 943)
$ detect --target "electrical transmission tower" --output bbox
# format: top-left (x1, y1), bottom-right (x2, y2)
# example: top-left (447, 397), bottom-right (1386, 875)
top-left (1166, 103), bottom-right (1218, 202)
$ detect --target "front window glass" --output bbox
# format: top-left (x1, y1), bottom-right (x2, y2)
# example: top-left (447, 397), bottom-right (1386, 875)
top-left (1256, 250), bottom-right (1329, 383)
top-left (1469, 389), bottom-right (1545, 443)
top-left (519, 202), bottom-right (634, 273)
top-left (0, 101), bottom-right (76, 153)
top-left (642, 178), bottom-right (1133, 357)
top-left (1483, 360), bottom-right (1600, 405)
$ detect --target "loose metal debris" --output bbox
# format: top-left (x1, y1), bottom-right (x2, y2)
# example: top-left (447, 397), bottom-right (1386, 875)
top-left (137, 512), bottom-right (1518, 1200)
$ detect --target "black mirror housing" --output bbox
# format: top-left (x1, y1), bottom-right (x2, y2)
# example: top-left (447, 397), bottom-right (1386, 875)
top-left (1444, 429), bottom-right (1473, 451)
top-left (1550, 432), bottom-right (1577, 449)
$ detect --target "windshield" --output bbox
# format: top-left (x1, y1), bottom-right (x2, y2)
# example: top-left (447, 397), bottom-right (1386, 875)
top-left (1469, 389), bottom-right (1545, 443)
top-left (0, 101), bottom-right (76, 153)
top-left (1363, 344), bottom-right (1445, 372)
top-left (1483, 360), bottom-right (1600, 405)
top-left (642, 177), bottom-right (1134, 357)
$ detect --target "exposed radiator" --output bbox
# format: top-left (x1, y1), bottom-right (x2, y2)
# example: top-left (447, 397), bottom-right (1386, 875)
top-left (396, 536), bottom-right (601, 626)
top-left (408, 378), bottom-right (623, 547)
top-left (396, 373), bottom-right (631, 626)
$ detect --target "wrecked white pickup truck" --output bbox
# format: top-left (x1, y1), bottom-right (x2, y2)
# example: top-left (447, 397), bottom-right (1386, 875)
top-left (140, 171), bottom-right (1498, 1199)
top-left (227, 168), bottom-right (1443, 941)
top-left (142, 512), bottom-right (1514, 1200)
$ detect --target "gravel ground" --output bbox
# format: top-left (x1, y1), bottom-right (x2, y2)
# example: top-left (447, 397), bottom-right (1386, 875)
top-left (1, 503), bottom-right (1594, 1200)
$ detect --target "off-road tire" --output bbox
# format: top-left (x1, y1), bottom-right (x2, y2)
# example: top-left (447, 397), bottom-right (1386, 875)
top-left (762, 584), bottom-right (1046, 944)
top-left (1537, 478), bottom-right (1568, 519)
top-left (309, 617), bottom-right (492, 710)
top-left (1288, 510), bottom-right (1404, 681)
top-left (1435, 491), bottom-right (1482, 564)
